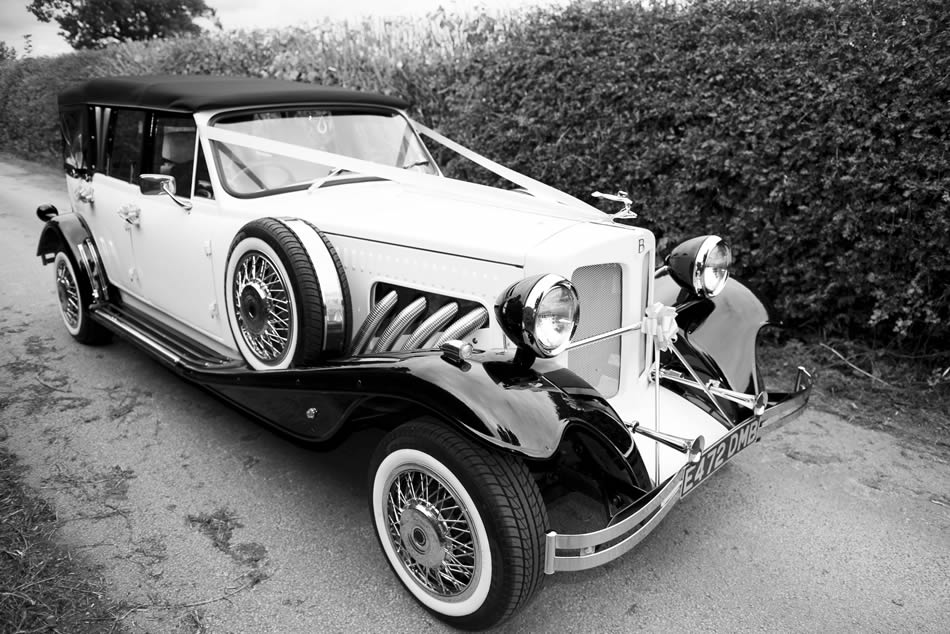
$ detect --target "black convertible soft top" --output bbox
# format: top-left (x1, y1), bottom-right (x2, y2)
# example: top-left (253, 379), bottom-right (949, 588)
top-left (58, 75), bottom-right (409, 113)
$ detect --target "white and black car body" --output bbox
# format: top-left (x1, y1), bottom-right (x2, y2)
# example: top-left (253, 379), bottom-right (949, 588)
top-left (37, 76), bottom-right (812, 628)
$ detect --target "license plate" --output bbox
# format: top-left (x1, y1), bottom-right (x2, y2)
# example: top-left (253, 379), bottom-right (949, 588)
top-left (681, 417), bottom-right (760, 497)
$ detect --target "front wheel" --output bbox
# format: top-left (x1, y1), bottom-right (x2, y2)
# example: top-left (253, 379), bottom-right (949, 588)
top-left (369, 419), bottom-right (547, 630)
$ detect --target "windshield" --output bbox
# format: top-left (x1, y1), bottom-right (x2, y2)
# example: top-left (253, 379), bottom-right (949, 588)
top-left (210, 108), bottom-right (437, 196)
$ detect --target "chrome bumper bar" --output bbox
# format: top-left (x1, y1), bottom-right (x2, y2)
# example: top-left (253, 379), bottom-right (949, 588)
top-left (543, 367), bottom-right (813, 574)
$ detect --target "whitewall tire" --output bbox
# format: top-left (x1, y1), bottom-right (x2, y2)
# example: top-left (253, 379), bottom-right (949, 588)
top-left (53, 251), bottom-right (110, 344)
top-left (369, 419), bottom-right (547, 630)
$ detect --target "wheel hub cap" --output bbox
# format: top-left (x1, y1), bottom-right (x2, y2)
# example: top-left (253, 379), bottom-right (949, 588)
top-left (385, 467), bottom-right (479, 598)
top-left (232, 251), bottom-right (292, 362)
top-left (238, 282), bottom-right (270, 335)
top-left (399, 501), bottom-right (449, 569)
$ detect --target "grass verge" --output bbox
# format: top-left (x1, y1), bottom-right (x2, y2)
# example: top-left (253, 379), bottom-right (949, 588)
top-left (760, 335), bottom-right (950, 455)
top-left (0, 445), bottom-right (122, 633)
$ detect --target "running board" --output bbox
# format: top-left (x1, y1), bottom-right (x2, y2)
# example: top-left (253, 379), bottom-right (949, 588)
top-left (91, 303), bottom-right (245, 372)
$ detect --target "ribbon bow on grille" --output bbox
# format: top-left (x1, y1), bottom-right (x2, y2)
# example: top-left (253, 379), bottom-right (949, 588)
top-left (643, 302), bottom-right (678, 351)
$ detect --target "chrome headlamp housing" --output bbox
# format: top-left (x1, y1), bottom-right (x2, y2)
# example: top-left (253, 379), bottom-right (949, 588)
top-left (666, 235), bottom-right (732, 298)
top-left (495, 274), bottom-right (579, 359)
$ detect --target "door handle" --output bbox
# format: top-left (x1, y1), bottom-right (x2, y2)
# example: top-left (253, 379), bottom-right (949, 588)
top-left (117, 204), bottom-right (140, 226)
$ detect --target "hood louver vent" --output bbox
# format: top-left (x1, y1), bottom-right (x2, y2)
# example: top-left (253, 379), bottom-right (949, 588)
top-left (354, 286), bottom-right (488, 355)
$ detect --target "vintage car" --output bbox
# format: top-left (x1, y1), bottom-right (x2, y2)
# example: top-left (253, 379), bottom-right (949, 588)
top-left (36, 75), bottom-right (812, 629)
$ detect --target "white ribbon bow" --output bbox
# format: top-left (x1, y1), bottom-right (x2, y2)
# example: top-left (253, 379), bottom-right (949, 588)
top-left (643, 302), bottom-right (679, 351)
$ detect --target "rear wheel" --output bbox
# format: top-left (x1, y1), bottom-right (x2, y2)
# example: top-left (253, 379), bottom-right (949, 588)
top-left (369, 419), bottom-right (547, 630)
top-left (53, 251), bottom-right (111, 344)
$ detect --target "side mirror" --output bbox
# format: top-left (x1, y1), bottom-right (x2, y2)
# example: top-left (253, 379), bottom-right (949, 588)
top-left (138, 173), bottom-right (192, 211)
top-left (139, 173), bottom-right (177, 196)
top-left (36, 204), bottom-right (59, 222)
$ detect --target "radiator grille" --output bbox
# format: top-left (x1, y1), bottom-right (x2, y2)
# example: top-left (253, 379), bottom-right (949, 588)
top-left (570, 264), bottom-right (622, 397)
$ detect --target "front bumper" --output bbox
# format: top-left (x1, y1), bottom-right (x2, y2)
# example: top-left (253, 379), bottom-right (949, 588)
top-left (543, 367), bottom-right (813, 574)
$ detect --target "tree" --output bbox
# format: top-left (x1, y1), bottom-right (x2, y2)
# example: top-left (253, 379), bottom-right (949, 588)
top-left (26, 0), bottom-right (216, 50)
top-left (0, 41), bottom-right (16, 62)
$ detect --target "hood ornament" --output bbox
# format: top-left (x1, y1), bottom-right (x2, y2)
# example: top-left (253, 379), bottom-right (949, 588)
top-left (592, 190), bottom-right (637, 220)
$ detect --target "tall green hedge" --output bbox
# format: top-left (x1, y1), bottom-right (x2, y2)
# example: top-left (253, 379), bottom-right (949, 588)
top-left (0, 0), bottom-right (946, 351)
top-left (436, 0), bottom-right (949, 350)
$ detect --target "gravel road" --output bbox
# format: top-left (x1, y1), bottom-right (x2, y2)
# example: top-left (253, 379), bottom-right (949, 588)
top-left (1, 155), bottom-right (948, 633)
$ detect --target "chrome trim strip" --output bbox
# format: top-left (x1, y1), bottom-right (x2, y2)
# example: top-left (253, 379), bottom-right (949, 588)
top-left (78, 239), bottom-right (109, 302)
top-left (566, 321), bottom-right (642, 351)
top-left (758, 367), bottom-right (813, 433)
top-left (402, 302), bottom-right (458, 351)
top-left (352, 290), bottom-right (398, 354)
top-left (433, 307), bottom-right (488, 348)
top-left (280, 219), bottom-right (348, 356)
top-left (92, 310), bottom-right (182, 365)
top-left (374, 296), bottom-right (426, 352)
top-left (544, 468), bottom-right (685, 573)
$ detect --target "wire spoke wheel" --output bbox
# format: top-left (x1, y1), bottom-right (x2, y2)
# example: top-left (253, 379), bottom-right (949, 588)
top-left (55, 255), bottom-right (81, 331)
top-left (232, 251), bottom-right (293, 364)
top-left (51, 250), bottom-right (110, 344)
top-left (370, 420), bottom-right (548, 629)
top-left (385, 464), bottom-right (479, 601)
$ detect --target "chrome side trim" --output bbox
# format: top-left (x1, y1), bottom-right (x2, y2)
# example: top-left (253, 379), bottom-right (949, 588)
top-left (91, 309), bottom-right (182, 365)
top-left (77, 238), bottom-right (109, 302)
top-left (374, 297), bottom-right (427, 352)
top-left (280, 219), bottom-right (348, 356)
top-left (433, 307), bottom-right (488, 348)
top-left (352, 290), bottom-right (398, 354)
top-left (402, 302), bottom-right (458, 351)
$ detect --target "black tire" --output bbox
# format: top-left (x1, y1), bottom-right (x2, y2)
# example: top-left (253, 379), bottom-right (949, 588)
top-left (52, 251), bottom-right (111, 345)
top-left (369, 419), bottom-right (547, 630)
top-left (225, 218), bottom-right (348, 370)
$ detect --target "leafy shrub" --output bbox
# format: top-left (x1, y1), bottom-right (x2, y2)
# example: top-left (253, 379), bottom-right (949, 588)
top-left (0, 0), bottom-right (946, 351)
top-left (437, 0), bottom-right (950, 350)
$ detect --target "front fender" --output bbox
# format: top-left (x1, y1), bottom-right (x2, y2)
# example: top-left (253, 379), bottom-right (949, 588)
top-left (196, 349), bottom-right (637, 462)
top-left (655, 269), bottom-right (771, 422)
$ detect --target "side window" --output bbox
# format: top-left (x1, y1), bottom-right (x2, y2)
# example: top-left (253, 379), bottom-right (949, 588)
top-left (194, 144), bottom-right (215, 199)
top-left (60, 106), bottom-right (91, 177)
top-left (106, 109), bottom-right (144, 183)
top-left (149, 115), bottom-right (197, 199)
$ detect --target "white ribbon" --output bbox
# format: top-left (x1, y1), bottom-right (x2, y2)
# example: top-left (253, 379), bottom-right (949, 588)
top-left (201, 121), bottom-right (597, 213)
top-left (643, 302), bottom-right (678, 352)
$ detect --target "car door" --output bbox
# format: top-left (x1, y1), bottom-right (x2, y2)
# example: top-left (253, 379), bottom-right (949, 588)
top-left (128, 114), bottom-right (223, 340)
top-left (83, 107), bottom-right (146, 300)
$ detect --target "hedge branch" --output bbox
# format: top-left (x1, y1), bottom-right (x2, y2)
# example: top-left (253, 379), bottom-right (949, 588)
top-left (820, 343), bottom-right (893, 387)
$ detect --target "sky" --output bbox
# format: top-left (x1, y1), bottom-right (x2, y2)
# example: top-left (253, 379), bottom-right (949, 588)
top-left (0, 0), bottom-right (569, 57)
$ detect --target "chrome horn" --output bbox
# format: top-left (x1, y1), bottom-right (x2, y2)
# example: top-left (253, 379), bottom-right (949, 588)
top-left (629, 423), bottom-right (705, 464)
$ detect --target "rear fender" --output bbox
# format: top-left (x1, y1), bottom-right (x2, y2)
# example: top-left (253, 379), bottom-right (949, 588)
top-left (37, 213), bottom-right (89, 264)
top-left (36, 213), bottom-right (110, 301)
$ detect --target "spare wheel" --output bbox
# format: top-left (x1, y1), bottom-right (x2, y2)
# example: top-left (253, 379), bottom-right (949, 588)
top-left (225, 218), bottom-right (350, 370)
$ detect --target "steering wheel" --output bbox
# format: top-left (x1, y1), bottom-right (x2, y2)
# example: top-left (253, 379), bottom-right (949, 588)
top-left (238, 162), bottom-right (295, 190)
